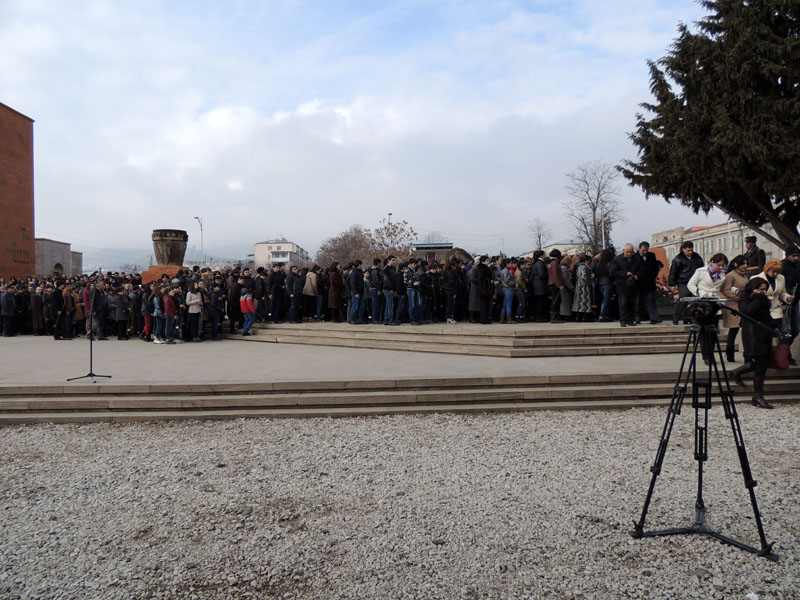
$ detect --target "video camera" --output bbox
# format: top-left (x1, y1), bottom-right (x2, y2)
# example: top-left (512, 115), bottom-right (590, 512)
top-left (678, 297), bottom-right (730, 325)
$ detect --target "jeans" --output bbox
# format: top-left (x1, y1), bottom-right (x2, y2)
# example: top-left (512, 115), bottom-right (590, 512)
top-left (513, 290), bottom-right (525, 317)
top-left (407, 288), bottom-right (419, 322)
top-left (165, 316), bottom-right (176, 342)
top-left (210, 312), bottom-right (221, 339)
top-left (599, 284), bottom-right (613, 319)
top-left (289, 295), bottom-right (301, 322)
top-left (501, 290), bottom-right (514, 316)
top-left (242, 312), bottom-right (256, 334)
top-left (397, 295), bottom-right (408, 322)
top-left (384, 292), bottom-right (396, 323)
top-left (370, 289), bottom-right (383, 323)
top-left (445, 292), bottom-right (456, 319)
top-left (349, 293), bottom-right (365, 323)
top-left (153, 315), bottom-right (164, 338)
top-left (316, 294), bottom-right (324, 319)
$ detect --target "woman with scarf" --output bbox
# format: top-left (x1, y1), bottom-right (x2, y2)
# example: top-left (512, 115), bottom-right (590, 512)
top-left (687, 253), bottom-right (728, 364)
top-left (720, 255), bottom-right (749, 362)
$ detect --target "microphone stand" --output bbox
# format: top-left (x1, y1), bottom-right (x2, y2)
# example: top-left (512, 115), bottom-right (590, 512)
top-left (67, 286), bottom-right (111, 383)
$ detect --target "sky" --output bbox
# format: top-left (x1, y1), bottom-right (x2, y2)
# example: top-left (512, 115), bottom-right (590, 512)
top-left (1, 0), bottom-right (725, 260)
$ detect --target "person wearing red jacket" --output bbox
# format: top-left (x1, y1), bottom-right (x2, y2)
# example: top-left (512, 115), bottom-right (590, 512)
top-left (240, 288), bottom-right (256, 336)
top-left (162, 288), bottom-right (178, 344)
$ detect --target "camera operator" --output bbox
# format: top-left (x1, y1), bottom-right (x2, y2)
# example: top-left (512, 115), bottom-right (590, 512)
top-left (731, 278), bottom-right (781, 409)
top-left (687, 253), bottom-right (728, 364)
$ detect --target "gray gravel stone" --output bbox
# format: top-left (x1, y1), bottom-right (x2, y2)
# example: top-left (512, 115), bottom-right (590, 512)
top-left (0, 405), bottom-right (798, 599)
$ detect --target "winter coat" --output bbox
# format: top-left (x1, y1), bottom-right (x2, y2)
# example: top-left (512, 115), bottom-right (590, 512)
top-left (687, 265), bottom-right (725, 298)
top-left (782, 257), bottom-right (800, 299)
top-left (328, 270), bottom-right (345, 309)
top-left (349, 268), bottom-right (365, 296)
top-left (499, 267), bottom-right (515, 292)
top-left (634, 251), bottom-right (663, 291)
top-left (30, 293), bottom-right (44, 330)
top-left (369, 266), bottom-right (383, 291)
top-left (720, 270), bottom-right (749, 329)
top-left (113, 294), bottom-right (130, 322)
top-left (240, 294), bottom-right (255, 314)
top-left (382, 265), bottom-right (397, 292)
top-left (738, 292), bottom-right (775, 359)
top-left (559, 266), bottom-right (574, 317)
top-left (468, 263), bottom-right (493, 312)
top-left (72, 292), bottom-right (84, 321)
top-left (609, 254), bottom-right (640, 294)
top-left (186, 291), bottom-right (203, 314)
top-left (744, 246), bottom-right (767, 279)
top-left (592, 260), bottom-right (612, 287)
top-left (303, 271), bottom-right (318, 296)
top-left (571, 262), bottom-right (594, 314)
top-left (668, 252), bottom-right (704, 286)
top-left (750, 272), bottom-right (793, 320)
top-left (1, 292), bottom-right (16, 317)
top-left (442, 269), bottom-right (459, 294)
top-left (163, 294), bottom-right (177, 318)
top-left (285, 272), bottom-right (302, 296)
top-left (528, 259), bottom-right (548, 296)
top-left (547, 259), bottom-right (564, 288)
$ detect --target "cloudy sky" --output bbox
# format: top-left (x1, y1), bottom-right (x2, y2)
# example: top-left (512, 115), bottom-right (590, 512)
top-left (1, 0), bottom-right (723, 260)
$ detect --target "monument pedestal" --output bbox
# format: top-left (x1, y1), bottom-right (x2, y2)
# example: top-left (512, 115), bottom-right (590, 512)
top-left (142, 265), bottom-right (185, 284)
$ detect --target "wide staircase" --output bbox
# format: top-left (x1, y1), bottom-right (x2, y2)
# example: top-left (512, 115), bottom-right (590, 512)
top-left (236, 321), bottom-right (692, 358)
top-left (1, 368), bottom-right (797, 424)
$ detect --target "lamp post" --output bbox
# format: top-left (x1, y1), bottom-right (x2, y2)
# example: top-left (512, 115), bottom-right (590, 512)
top-left (193, 216), bottom-right (205, 266)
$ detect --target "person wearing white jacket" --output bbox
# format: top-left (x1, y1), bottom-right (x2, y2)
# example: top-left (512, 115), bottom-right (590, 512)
top-left (688, 253), bottom-right (729, 299)
top-left (750, 259), bottom-right (796, 324)
top-left (687, 253), bottom-right (729, 364)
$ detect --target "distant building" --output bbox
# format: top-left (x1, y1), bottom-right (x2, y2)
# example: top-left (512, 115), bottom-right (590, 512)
top-left (411, 242), bottom-right (453, 264)
top-left (521, 240), bottom-right (583, 259)
top-left (0, 102), bottom-right (35, 279)
top-left (651, 222), bottom-right (783, 265)
top-left (253, 239), bottom-right (309, 269)
top-left (35, 238), bottom-right (83, 277)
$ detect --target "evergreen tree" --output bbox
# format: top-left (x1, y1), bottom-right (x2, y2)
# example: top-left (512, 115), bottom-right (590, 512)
top-left (619, 0), bottom-right (800, 248)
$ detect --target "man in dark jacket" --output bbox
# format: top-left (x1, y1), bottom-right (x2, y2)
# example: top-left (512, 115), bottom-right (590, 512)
top-left (668, 241), bottom-right (704, 325)
top-left (266, 263), bottom-right (286, 323)
top-left (285, 265), bottom-right (302, 323)
top-left (88, 280), bottom-right (109, 340)
top-left (208, 282), bottom-right (224, 340)
top-left (744, 236), bottom-right (767, 278)
top-left (348, 260), bottom-right (366, 324)
top-left (52, 282), bottom-right (65, 340)
top-left (253, 268), bottom-right (267, 322)
top-left (634, 241), bottom-right (664, 324)
top-left (1, 286), bottom-right (17, 337)
top-left (782, 245), bottom-right (800, 365)
top-left (369, 258), bottom-right (384, 324)
top-left (609, 244), bottom-right (641, 327)
top-left (382, 256), bottom-right (399, 325)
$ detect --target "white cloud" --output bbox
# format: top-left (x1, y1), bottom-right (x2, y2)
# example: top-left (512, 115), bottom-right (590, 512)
top-left (1, 0), bottom-right (720, 259)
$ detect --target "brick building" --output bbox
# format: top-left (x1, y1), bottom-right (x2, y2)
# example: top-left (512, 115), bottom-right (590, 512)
top-left (0, 102), bottom-right (35, 279)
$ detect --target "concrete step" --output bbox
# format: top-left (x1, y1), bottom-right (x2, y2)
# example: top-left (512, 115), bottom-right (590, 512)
top-left (2, 380), bottom-right (797, 413)
top-left (244, 327), bottom-right (689, 348)
top-left (1, 394), bottom-right (796, 424)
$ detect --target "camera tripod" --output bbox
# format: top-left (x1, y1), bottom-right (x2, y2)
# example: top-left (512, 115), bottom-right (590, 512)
top-left (630, 316), bottom-right (777, 560)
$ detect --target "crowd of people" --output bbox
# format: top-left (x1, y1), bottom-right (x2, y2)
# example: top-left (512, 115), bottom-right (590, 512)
top-left (1, 238), bottom-right (798, 407)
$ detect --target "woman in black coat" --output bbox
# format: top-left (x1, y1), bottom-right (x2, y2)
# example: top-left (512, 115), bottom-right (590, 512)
top-left (468, 256), bottom-right (493, 324)
top-left (527, 251), bottom-right (549, 323)
top-left (731, 278), bottom-right (778, 408)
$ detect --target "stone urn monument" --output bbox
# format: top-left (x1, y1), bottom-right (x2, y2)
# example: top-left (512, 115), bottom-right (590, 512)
top-left (142, 229), bottom-right (189, 283)
top-left (152, 229), bottom-right (188, 266)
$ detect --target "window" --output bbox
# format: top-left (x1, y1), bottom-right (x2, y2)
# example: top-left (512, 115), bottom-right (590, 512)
top-left (277, 246), bottom-right (282, 251)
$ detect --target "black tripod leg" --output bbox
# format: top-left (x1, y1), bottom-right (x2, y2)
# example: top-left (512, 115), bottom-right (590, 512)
top-left (631, 328), bottom-right (699, 537)
top-left (691, 328), bottom-right (713, 529)
top-left (710, 334), bottom-right (777, 560)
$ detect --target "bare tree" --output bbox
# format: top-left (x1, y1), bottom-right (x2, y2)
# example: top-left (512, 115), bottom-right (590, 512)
top-left (527, 218), bottom-right (551, 251)
top-left (315, 225), bottom-right (372, 266)
top-left (366, 218), bottom-right (417, 258)
top-left (563, 160), bottom-right (624, 254)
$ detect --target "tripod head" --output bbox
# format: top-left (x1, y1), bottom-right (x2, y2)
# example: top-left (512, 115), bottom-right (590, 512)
top-left (679, 297), bottom-right (727, 326)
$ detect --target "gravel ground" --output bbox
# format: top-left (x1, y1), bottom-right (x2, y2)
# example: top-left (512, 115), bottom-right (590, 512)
top-left (1, 405), bottom-right (798, 600)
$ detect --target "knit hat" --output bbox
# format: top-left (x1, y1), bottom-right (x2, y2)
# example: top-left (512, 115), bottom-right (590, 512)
top-left (786, 245), bottom-right (800, 257)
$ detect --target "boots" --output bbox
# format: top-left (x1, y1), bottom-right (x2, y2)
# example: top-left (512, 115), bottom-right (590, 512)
top-left (725, 329), bottom-right (737, 363)
top-left (550, 312), bottom-right (563, 323)
top-left (751, 375), bottom-right (773, 409)
top-left (730, 363), bottom-right (753, 387)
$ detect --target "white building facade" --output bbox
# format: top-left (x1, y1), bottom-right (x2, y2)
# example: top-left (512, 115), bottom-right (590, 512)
top-left (651, 222), bottom-right (784, 264)
top-left (253, 239), bottom-right (310, 270)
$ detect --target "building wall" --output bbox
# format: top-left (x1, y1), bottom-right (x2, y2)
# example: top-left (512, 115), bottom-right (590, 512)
top-left (0, 103), bottom-right (35, 279)
top-left (35, 239), bottom-right (72, 276)
top-left (254, 240), bottom-right (310, 269)
top-left (652, 223), bottom-right (784, 266)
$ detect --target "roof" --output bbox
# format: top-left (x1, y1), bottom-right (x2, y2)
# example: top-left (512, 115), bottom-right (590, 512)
top-left (413, 242), bottom-right (453, 249)
top-left (0, 102), bottom-right (34, 122)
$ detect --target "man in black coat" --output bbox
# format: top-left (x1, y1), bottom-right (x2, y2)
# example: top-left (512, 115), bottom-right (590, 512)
top-left (782, 245), bottom-right (800, 365)
top-left (348, 260), bottom-right (366, 324)
top-left (609, 244), bottom-right (641, 327)
top-left (668, 241), bottom-right (704, 325)
top-left (634, 241), bottom-right (664, 324)
top-left (1, 286), bottom-right (18, 337)
top-left (266, 263), bottom-right (286, 323)
top-left (285, 265), bottom-right (302, 323)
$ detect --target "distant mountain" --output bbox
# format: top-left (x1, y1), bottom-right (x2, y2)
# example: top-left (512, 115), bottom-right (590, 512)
top-left (78, 247), bottom-right (153, 272)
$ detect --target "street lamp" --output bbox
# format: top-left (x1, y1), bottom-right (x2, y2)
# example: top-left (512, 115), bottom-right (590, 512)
top-left (193, 216), bottom-right (205, 265)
